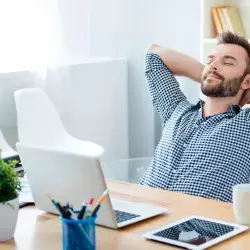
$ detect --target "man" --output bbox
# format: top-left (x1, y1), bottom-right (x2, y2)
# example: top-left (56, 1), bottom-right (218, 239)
top-left (140, 31), bottom-right (250, 203)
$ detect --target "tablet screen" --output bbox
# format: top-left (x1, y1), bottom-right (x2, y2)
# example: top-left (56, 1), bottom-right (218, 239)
top-left (152, 218), bottom-right (236, 246)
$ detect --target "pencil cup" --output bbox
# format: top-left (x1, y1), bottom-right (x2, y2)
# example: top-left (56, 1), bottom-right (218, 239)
top-left (61, 216), bottom-right (96, 250)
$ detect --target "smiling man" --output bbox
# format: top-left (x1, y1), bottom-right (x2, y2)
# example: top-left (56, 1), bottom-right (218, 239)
top-left (140, 31), bottom-right (250, 203)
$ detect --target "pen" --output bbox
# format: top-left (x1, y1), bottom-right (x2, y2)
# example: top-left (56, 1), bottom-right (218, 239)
top-left (63, 202), bottom-right (70, 210)
top-left (89, 197), bottom-right (94, 212)
top-left (77, 202), bottom-right (87, 219)
top-left (47, 194), bottom-right (69, 218)
top-left (68, 208), bottom-right (77, 220)
top-left (89, 197), bottom-right (94, 206)
top-left (91, 204), bottom-right (101, 218)
top-left (57, 202), bottom-right (70, 218)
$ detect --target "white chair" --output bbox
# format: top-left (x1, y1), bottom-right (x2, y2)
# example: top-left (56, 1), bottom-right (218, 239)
top-left (14, 88), bottom-right (104, 156)
top-left (0, 129), bottom-right (18, 159)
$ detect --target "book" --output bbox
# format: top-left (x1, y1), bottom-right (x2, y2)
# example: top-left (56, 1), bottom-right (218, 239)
top-left (221, 8), bottom-right (234, 33)
top-left (211, 5), bottom-right (245, 37)
top-left (223, 6), bottom-right (245, 36)
top-left (211, 6), bottom-right (223, 35)
top-left (217, 7), bottom-right (229, 32)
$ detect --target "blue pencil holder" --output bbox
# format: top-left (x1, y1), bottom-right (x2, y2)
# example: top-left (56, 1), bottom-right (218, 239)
top-left (61, 216), bottom-right (96, 250)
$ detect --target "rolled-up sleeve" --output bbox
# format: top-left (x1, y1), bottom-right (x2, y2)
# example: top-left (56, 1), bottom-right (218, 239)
top-left (145, 52), bottom-right (187, 123)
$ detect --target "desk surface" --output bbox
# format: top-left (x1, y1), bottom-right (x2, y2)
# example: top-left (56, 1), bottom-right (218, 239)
top-left (1, 179), bottom-right (250, 250)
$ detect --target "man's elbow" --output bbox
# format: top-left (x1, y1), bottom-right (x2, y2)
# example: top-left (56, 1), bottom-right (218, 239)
top-left (146, 44), bottom-right (162, 53)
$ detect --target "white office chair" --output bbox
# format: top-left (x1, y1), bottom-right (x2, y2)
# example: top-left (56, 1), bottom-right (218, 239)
top-left (0, 129), bottom-right (18, 159)
top-left (14, 88), bottom-right (104, 156)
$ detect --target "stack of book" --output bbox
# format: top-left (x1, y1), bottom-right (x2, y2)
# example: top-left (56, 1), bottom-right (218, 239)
top-left (211, 5), bottom-right (245, 36)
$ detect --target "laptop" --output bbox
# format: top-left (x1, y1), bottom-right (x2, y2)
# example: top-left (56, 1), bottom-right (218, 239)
top-left (16, 142), bottom-right (166, 229)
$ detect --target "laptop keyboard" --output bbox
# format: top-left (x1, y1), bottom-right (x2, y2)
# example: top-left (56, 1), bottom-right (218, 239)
top-left (114, 209), bottom-right (140, 223)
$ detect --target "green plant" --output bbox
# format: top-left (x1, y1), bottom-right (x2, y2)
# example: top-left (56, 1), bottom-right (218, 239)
top-left (0, 150), bottom-right (21, 203)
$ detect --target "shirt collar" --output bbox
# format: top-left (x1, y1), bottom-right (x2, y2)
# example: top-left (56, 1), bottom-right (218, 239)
top-left (194, 99), bottom-right (241, 125)
top-left (194, 98), bottom-right (204, 110)
top-left (229, 104), bottom-right (241, 114)
top-left (195, 98), bottom-right (241, 115)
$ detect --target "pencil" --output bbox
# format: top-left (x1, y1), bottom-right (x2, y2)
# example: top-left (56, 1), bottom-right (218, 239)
top-left (96, 189), bottom-right (108, 206)
top-left (46, 194), bottom-right (69, 218)
top-left (91, 189), bottom-right (108, 217)
top-left (46, 194), bottom-right (59, 210)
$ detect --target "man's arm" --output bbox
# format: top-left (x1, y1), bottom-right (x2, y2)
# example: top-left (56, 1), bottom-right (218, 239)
top-left (147, 44), bottom-right (204, 83)
top-left (144, 49), bottom-right (187, 124)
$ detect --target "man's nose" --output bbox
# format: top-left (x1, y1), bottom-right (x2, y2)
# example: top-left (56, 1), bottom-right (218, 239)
top-left (210, 66), bottom-right (217, 71)
top-left (209, 59), bottom-right (219, 71)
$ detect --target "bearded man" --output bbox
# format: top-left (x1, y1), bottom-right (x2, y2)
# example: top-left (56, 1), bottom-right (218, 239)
top-left (140, 31), bottom-right (250, 203)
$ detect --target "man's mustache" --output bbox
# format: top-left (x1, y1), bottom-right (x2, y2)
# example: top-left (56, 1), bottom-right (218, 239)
top-left (204, 71), bottom-right (225, 81)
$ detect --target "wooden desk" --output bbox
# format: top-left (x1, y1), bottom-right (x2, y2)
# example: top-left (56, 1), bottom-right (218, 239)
top-left (1, 179), bottom-right (250, 250)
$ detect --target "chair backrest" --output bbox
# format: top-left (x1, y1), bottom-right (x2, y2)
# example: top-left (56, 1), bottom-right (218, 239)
top-left (0, 130), bottom-right (17, 153)
top-left (14, 88), bottom-right (105, 156)
top-left (0, 130), bottom-right (14, 152)
top-left (16, 142), bottom-right (117, 228)
top-left (14, 88), bottom-right (69, 145)
top-left (0, 129), bottom-right (17, 158)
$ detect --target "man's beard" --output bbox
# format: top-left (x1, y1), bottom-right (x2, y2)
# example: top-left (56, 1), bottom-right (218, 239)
top-left (201, 71), bottom-right (246, 97)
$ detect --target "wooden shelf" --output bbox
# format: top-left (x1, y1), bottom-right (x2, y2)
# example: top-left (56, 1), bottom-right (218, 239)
top-left (204, 38), bottom-right (250, 43)
top-left (203, 38), bottom-right (217, 44)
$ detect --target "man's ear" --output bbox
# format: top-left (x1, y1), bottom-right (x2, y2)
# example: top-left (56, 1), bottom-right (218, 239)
top-left (241, 74), bottom-right (250, 90)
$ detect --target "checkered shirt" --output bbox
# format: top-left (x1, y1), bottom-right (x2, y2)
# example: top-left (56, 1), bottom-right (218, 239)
top-left (140, 53), bottom-right (250, 203)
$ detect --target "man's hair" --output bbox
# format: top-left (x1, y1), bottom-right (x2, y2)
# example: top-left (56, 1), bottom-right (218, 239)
top-left (217, 31), bottom-right (250, 73)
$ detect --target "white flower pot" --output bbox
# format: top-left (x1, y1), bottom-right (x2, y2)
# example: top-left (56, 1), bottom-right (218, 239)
top-left (0, 197), bottom-right (19, 242)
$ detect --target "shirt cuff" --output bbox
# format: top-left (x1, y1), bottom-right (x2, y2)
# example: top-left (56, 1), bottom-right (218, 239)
top-left (145, 52), bottom-right (166, 72)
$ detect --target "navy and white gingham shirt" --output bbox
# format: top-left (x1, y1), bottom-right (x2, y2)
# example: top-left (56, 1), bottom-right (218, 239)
top-left (140, 53), bottom-right (250, 203)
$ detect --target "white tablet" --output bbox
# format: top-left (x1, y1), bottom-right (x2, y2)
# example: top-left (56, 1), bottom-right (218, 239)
top-left (143, 216), bottom-right (248, 250)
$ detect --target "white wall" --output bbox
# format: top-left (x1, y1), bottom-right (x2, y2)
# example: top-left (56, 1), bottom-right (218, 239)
top-left (0, 0), bottom-right (202, 158)
top-left (57, 0), bottom-right (91, 60)
top-left (0, 71), bottom-right (36, 147)
top-left (88, 0), bottom-right (201, 156)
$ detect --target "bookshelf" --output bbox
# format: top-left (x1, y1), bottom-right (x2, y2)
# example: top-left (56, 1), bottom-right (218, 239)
top-left (201, 0), bottom-right (250, 63)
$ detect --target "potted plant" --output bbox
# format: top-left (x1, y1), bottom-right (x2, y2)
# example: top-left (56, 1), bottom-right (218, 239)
top-left (0, 149), bottom-right (21, 242)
